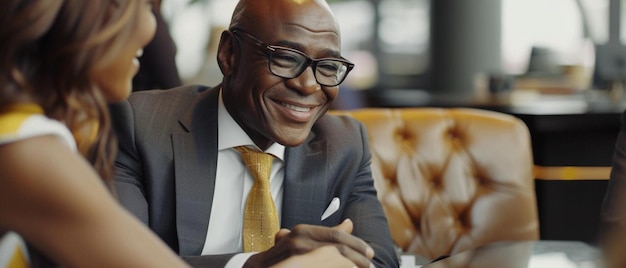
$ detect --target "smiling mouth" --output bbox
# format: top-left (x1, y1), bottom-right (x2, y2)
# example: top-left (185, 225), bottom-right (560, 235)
top-left (281, 102), bottom-right (312, 112)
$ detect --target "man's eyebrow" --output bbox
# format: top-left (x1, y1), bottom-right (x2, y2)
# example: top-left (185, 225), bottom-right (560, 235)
top-left (273, 40), bottom-right (342, 58)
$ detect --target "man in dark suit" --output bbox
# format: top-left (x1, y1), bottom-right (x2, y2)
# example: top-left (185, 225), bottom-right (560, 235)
top-left (111, 0), bottom-right (398, 267)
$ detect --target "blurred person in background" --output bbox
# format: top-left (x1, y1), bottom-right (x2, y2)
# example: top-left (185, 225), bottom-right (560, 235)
top-left (132, 0), bottom-right (182, 91)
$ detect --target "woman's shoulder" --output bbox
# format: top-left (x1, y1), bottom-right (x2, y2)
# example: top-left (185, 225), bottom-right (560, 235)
top-left (0, 103), bottom-right (76, 151)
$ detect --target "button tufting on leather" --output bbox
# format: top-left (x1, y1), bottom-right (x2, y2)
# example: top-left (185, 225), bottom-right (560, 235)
top-left (330, 108), bottom-right (539, 260)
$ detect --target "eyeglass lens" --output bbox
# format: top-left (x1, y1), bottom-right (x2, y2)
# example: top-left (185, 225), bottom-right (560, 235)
top-left (269, 48), bottom-right (349, 86)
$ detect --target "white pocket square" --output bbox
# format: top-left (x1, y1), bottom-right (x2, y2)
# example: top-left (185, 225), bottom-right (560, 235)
top-left (321, 197), bottom-right (340, 221)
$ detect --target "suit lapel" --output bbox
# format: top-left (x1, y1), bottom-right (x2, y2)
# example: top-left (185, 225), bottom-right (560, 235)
top-left (281, 133), bottom-right (330, 228)
top-left (172, 87), bottom-right (220, 255)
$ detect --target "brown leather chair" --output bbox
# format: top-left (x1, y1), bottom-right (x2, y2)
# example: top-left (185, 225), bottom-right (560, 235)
top-left (331, 108), bottom-right (539, 260)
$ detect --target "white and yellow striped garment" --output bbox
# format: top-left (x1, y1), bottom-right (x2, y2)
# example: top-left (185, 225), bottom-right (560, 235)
top-left (0, 104), bottom-right (75, 150)
top-left (0, 232), bottom-right (29, 268)
top-left (0, 104), bottom-right (76, 268)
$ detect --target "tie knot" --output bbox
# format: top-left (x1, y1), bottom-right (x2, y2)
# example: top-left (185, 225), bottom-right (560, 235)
top-left (235, 146), bottom-right (273, 183)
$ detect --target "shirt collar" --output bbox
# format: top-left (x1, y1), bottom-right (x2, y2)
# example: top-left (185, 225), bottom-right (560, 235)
top-left (218, 89), bottom-right (285, 161)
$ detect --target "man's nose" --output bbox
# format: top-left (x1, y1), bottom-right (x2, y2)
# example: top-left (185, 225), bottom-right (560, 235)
top-left (285, 66), bottom-right (320, 95)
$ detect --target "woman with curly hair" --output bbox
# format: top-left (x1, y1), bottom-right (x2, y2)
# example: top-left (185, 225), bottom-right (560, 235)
top-left (0, 0), bottom-right (188, 266)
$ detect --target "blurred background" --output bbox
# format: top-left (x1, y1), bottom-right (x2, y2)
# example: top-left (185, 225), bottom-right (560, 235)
top-left (149, 0), bottom-right (626, 245)
top-left (157, 0), bottom-right (626, 111)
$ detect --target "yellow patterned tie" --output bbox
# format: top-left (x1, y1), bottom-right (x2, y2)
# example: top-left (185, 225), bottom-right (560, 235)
top-left (235, 146), bottom-right (279, 252)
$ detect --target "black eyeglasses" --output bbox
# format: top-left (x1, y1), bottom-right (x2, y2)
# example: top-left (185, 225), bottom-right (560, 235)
top-left (231, 29), bottom-right (355, 87)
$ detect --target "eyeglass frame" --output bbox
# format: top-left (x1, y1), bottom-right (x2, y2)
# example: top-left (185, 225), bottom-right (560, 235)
top-left (230, 29), bottom-right (355, 87)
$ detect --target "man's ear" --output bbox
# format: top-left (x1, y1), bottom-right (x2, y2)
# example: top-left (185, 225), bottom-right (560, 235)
top-left (217, 30), bottom-right (236, 76)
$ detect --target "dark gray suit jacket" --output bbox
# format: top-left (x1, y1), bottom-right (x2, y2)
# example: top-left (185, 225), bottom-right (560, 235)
top-left (111, 85), bottom-right (398, 267)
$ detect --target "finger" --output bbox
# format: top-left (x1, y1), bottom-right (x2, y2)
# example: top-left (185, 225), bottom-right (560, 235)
top-left (326, 220), bottom-right (375, 260)
top-left (333, 219), bottom-right (374, 260)
top-left (333, 218), bottom-right (353, 234)
top-left (333, 244), bottom-right (374, 268)
top-left (291, 223), bottom-right (374, 262)
top-left (275, 228), bottom-right (291, 243)
top-left (335, 219), bottom-right (374, 259)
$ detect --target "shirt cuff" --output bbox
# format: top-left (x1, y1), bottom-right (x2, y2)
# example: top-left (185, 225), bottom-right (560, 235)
top-left (224, 252), bottom-right (256, 268)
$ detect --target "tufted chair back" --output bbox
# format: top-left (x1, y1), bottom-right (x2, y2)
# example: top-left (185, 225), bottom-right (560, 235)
top-left (331, 108), bottom-right (539, 260)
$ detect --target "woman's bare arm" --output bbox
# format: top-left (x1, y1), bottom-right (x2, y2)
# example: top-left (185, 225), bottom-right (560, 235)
top-left (0, 135), bottom-right (188, 267)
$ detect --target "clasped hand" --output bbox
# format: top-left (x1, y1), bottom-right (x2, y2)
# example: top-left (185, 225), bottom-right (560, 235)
top-left (245, 219), bottom-right (375, 268)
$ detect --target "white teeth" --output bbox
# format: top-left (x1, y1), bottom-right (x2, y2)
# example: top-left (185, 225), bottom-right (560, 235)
top-left (136, 49), bottom-right (144, 57)
top-left (282, 103), bottom-right (311, 112)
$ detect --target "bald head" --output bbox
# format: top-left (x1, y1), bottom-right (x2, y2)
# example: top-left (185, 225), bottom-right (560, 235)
top-left (217, 0), bottom-right (349, 149)
top-left (229, 0), bottom-right (340, 42)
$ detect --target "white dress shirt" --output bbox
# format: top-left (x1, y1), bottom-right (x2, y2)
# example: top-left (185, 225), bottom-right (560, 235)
top-left (201, 91), bottom-right (285, 267)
